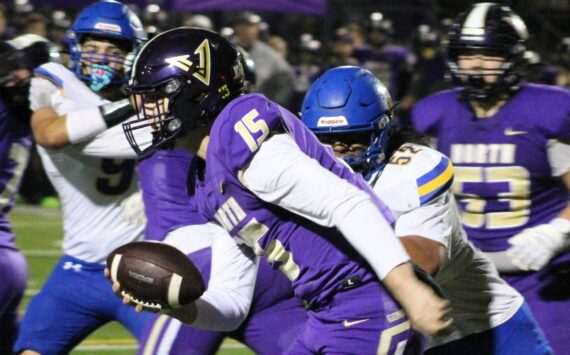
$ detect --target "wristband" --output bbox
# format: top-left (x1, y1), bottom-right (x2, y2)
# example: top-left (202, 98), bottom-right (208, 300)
top-left (99, 98), bottom-right (136, 128)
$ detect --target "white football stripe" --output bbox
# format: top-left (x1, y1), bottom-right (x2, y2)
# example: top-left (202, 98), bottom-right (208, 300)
top-left (168, 273), bottom-right (182, 308)
top-left (461, 3), bottom-right (493, 39)
top-left (110, 254), bottom-right (122, 283)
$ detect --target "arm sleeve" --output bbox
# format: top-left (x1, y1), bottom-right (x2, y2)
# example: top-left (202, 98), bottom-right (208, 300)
top-left (191, 223), bottom-right (257, 331)
top-left (395, 193), bottom-right (452, 247)
top-left (547, 139), bottom-right (570, 177)
top-left (242, 134), bottom-right (409, 280)
top-left (73, 116), bottom-right (152, 159)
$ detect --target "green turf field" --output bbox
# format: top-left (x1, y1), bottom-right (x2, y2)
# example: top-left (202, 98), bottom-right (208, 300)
top-left (13, 206), bottom-right (254, 355)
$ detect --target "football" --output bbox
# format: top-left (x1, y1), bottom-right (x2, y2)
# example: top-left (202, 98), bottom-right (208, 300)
top-left (107, 241), bottom-right (205, 311)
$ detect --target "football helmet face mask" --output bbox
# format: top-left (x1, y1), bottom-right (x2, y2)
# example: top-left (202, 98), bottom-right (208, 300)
top-left (67, 0), bottom-right (146, 92)
top-left (124, 27), bottom-right (246, 157)
top-left (301, 66), bottom-right (393, 179)
top-left (447, 2), bottom-right (528, 101)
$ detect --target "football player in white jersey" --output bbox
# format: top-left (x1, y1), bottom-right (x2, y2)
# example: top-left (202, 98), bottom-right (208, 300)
top-left (14, 2), bottom-right (154, 354)
top-left (301, 66), bottom-right (552, 355)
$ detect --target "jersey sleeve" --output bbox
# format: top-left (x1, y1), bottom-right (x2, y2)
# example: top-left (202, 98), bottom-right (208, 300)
top-left (411, 90), bottom-right (455, 136)
top-left (208, 94), bottom-right (286, 174)
top-left (374, 144), bottom-right (454, 245)
top-left (29, 75), bottom-right (60, 111)
top-left (532, 85), bottom-right (570, 142)
top-left (375, 144), bottom-right (454, 214)
top-left (547, 139), bottom-right (570, 177)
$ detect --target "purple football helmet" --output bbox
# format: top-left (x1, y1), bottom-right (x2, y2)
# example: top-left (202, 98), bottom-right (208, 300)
top-left (447, 3), bottom-right (528, 101)
top-left (123, 27), bottom-right (245, 156)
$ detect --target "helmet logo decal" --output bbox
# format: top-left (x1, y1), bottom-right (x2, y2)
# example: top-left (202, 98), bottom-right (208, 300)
top-left (317, 116), bottom-right (348, 127)
top-left (163, 39), bottom-right (211, 86)
top-left (94, 22), bottom-right (122, 33)
top-left (193, 39), bottom-right (211, 86)
top-left (460, 2), bottom-right (492, 40)
top-left (165, 54), bottom-right (194, 71)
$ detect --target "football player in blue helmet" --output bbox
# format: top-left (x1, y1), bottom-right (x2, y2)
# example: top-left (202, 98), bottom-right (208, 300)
top-left (67, 0), bottom-right (145, 95)
top-left (304, 65), bottom-right (554, 355)
top-left (446, 2), bottom-right (528, 101)
top-left (301, 66), bottom-right (395, 180)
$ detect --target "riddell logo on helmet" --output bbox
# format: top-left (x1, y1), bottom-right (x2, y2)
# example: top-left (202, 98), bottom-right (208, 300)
top-left (317, 116), bottom-right (348, 127)
top-left (95, 23), bottom-right (122, 33)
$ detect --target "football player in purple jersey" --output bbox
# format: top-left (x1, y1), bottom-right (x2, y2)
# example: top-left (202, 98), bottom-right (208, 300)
top-left (136, 56), bottom-right (306, 354)
top-left (411, 3), bottom-right (570, 353)
top-left (0, 41), bottom-right (32, 355)
top-left (116, 27), bottom-right (452, 354)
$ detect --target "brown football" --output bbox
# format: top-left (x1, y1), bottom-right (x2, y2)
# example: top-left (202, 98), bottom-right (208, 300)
top-left (107, 241), bottom-right (205, 310)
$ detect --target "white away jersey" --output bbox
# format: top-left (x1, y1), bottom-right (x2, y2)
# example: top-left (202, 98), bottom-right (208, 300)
top-left (371, 143), bottom-right (524, 347)
top-left (30, 63), bottom-right (144, 263)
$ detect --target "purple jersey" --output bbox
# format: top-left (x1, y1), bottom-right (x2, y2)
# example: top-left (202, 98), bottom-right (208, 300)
top-left (138, 148), bottom-right (207, 240)
top-left (0, 100), bottom-right (32, 249)
top-left (138, 147), bottom-right (296, 308)
top-left (412, 83), bottom-right (570, 260)
top-left (191, 93), bottom-right (396, 308)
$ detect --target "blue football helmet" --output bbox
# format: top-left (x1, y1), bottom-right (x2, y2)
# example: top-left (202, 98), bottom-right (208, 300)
top-left (67, 0), bottom-right (146, 92)
top-left (447, 3), bottom-right (528, 101)
top-left (301, 66), bottom-right (394, 178)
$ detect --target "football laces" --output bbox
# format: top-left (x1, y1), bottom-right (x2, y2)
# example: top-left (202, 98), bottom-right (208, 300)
top-left (121, 290), bottom-right (163, 311)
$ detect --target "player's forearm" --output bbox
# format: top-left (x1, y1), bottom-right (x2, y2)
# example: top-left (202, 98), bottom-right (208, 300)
top-left (399, 235), bottom-right (445, 275)
top-left (33, 99), bottom-right (136, 149)
top-left (31, 110), bottom-right (69, 149)
top-left (337, 199), bottom-right (410, 280)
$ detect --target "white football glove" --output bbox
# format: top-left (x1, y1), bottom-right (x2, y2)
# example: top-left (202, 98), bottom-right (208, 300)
top-left (507, 218), bottom-right (570, 271)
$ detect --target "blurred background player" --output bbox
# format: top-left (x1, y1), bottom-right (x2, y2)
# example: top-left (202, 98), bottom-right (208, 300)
top-left (302, 65), bottom-right (552, 355)
top-left (411, 3), bottom-right (570, 353)
top-left (14, 1), bottom-right (153, 354)
top-left (0, 41), bottom-right (32, 355)
top-left (136, 50), bottom-right (306, 355)
top-left (120, 27), bottom-right (452, 354)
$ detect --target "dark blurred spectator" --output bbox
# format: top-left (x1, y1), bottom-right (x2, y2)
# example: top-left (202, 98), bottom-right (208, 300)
top-left (353, 13), bottom-right (414, 103)
top-left (268, 35), bottom-right (288, 57)
top-left (184, 14), bottom-right (214, 30)
top-left (409, 25), bottom-right (448, 100)
top-left (0, 4), bottom-right (16, 40)
top-left (290, 34), bottom-right (322, 112)
top-left (23, 13), bottom-right (48, 38)
top-left (233, 11), bottom-right (294, 108)
top-left (328, 27), bottom-right (358, 67)
top-left (5, 34), bottom-right (56, 204)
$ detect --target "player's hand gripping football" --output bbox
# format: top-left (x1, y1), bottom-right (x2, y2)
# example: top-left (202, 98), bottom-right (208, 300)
top-left (383, 263), bottom-right (453, 336)
top-left (104, 241), bottom-right (205, 313)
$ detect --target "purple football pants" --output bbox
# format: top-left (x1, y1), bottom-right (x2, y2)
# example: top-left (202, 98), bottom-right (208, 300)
top-left (285, 281), bottom-right (422, 354)
top-left (0, 247), bottom-right (28, 354)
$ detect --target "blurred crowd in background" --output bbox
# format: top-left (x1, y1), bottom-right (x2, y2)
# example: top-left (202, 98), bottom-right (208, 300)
top-left (2, 0), bottom-right (570, 205)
